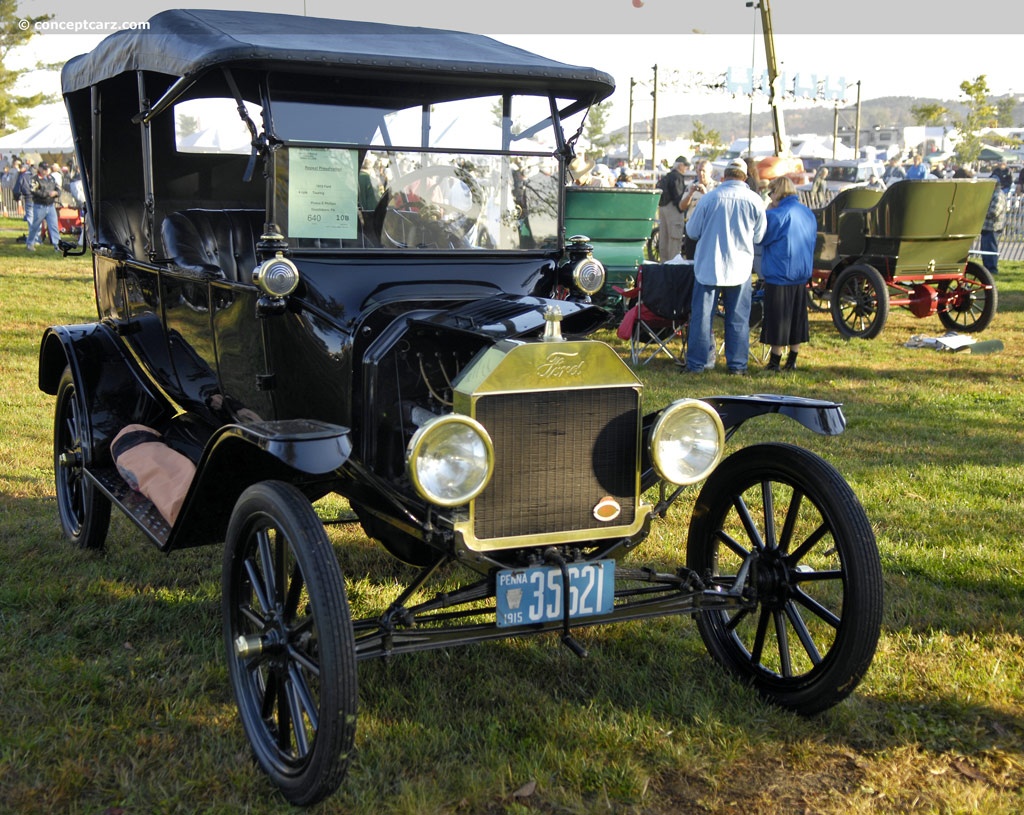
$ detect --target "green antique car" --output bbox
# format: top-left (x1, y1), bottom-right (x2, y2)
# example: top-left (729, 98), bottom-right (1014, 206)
top-left (564, 185), bottom-right (659, 312)
top-left (809, 179), bottom-right (998, 339)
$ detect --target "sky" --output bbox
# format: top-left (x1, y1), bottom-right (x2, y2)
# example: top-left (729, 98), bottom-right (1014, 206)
top-left (10, 0), bottom-right (1024, 133)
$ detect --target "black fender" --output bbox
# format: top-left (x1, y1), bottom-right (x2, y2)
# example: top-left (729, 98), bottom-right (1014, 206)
top-left (641, 394), bottom-right (845, 492)
top-left (38, 323), bottom-right (170, 468)
top-left (701, 394), bottom-right (847, 437)
top-left (165, 419), bottom-right (352, 551)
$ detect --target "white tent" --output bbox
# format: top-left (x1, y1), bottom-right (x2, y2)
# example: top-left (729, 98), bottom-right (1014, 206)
top-left (177, 124), bottom-right (252, 154)
top-left (0, 118), bottom-right (74, 153)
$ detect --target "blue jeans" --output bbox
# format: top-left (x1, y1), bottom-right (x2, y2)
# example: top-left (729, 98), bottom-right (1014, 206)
top-left (27, 202), bottom-right (59, 249)
top-left (980, 230), bottom-right (999, 274)
top-left (686, 279), bottom-right (752, 372)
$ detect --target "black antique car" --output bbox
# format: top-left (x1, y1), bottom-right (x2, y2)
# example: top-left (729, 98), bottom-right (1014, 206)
top-left (40, 10), bottom-right (883, 805)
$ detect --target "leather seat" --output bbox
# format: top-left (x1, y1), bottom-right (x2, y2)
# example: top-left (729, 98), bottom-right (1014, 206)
top-left (160, 209), bottom-right (263, 281)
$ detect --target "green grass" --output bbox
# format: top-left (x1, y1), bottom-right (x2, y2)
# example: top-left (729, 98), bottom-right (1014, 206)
top-left (2, 216), bottom-right (1023, 814)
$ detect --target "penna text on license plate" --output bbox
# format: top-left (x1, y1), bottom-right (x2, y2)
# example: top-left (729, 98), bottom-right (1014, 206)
top-left (495, 560), bottom-right (615, 628)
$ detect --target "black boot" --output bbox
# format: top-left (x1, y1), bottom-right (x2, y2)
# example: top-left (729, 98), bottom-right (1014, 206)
top-left (765, 352), bottom-right (781, 372)
top-left (784, 351), bottom-right (798, 371)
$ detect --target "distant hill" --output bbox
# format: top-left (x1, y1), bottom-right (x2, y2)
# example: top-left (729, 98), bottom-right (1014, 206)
top-left (615, 96), bottom-right (1022, 143)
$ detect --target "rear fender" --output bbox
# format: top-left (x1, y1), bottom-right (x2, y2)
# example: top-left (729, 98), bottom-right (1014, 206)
top-left (165, 420), bottom-right (352, 550)
top-left (38, 323), bottom-right (169, 467)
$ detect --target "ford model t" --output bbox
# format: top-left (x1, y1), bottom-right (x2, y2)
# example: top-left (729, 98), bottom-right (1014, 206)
top-left (41, 10), bottom-right (883, 805)
top-left (808, 179), bottom-right (998, 339)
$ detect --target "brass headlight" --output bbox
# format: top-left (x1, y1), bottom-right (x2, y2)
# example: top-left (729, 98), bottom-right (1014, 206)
top-left (406, 415), bottom-right (494, 507)
top-left (572, 256), bottom-right (606, 295)
top-left (253, 253), bottom-right (300, 297)
top-left (648, 399), bottom-right (724, 485)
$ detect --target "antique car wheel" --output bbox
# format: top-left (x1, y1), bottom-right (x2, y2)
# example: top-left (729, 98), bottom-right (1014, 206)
top-left (686, 443), bottom-right (882, 715)
top-left (805, 279), bottom-right (830, 312)
top-left (830, 263), bottom-right (889, 339)
top-left (223, 481), bottom-right (357, 806)
top-left (937, 260), bottom-right (998, 333)
top-left (54, 366), bottom-right (111, 549)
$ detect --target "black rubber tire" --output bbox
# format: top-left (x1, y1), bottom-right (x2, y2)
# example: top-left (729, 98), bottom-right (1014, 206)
top-left (830, 263), bottom-right (889, 339)
top-left (54, 366), bottom-right (111, 550)
top-left (937, 261), bottom-right (998, 333)
top-left (686, 443), bottom-right (883, 715)
top-left (223, 481), bottom-right (357, 806)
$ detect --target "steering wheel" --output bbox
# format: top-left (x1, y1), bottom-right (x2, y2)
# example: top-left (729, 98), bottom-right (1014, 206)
top-left (380, 165), bottom-right (483, 249)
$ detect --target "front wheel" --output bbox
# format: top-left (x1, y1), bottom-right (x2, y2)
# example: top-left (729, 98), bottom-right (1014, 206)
top-left (53, 366), bottom-right (110, 549)
top-left (223, 481), bottom-right (357, 806)
top-left (830, 263), bottom-right (889, 339)
top-left (686, 444), bottom-right (882, 714)
top-left (937, 261), bottom-right (997, 333)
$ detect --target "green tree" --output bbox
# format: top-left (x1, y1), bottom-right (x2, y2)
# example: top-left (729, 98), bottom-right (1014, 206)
top-left (0, 0), bottom-right (54, 132)
top-left (995, 95), bottom-right (1016, 128)
top-left (690, 119), bottom-right (725, 159)
top-left (909, 103), bottom-right (950, 126)
top-left (581, 100), bottom-right (625, 153)
top-left (954, 75), bottom-right (997, 167)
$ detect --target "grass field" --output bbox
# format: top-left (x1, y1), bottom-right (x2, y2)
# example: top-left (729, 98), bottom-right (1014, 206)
top-left (1, 222), bottom-right (1023, 814)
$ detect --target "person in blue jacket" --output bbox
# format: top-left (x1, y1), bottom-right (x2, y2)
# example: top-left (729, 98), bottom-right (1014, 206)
top-left (759, 175), bottom-right (817, 371)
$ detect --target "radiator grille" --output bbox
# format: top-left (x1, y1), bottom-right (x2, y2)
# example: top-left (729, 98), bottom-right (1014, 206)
top-left (472, 387), bottom-right (639, 540)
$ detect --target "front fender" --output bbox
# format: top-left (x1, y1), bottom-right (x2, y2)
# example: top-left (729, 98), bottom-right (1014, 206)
top-left (166, 419), bottom-right (352, 551)
top-left (701, 394), bottom-right (846, 436)
top-left (640, 394), bottom-right (846, 493)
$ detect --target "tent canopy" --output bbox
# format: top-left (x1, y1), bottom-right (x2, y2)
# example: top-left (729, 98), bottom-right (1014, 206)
top-left (0, 118), bottom-right (73, 153)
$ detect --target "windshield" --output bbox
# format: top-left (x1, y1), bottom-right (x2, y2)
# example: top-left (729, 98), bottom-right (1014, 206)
top-left (266, 91), bottom-right (582, 252)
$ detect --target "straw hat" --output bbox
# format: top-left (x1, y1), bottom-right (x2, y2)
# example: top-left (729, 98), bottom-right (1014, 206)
top-left (568, 154), bottom-right (596, 183)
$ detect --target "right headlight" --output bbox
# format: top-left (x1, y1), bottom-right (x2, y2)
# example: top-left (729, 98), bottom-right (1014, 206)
top-left (406, 415), bottom-right (494, 507)
top-left (648, 399), bottom-right (724, 485)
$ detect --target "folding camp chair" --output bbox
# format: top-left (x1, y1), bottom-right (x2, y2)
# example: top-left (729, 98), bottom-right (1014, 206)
top-left (615, 261), bottom-right (694, 366)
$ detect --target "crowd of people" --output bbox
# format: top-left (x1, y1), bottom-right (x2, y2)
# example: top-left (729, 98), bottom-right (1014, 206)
top-left (1, 154), bottom-right (84, 254)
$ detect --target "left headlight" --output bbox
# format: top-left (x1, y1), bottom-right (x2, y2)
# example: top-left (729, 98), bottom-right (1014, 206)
top-left (406, 415), bottom-right (494, 507)
top-left (648, 399), bottom-right (724, 485)
top-left (253, 253), bottom-right (300, 297)
top-left (571, 256), bottom-right (606, 295)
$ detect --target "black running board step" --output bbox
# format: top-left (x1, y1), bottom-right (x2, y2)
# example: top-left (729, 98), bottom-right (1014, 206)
top-left (87, 466), bottom-right (171, 548)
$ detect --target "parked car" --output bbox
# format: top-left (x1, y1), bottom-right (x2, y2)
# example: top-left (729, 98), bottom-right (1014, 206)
top-left (809, 180), bottom-right (997, 338)
top-left (800, 159), bottom-right (886, 195)
top-left (40, 9), bottom-right (884, 805)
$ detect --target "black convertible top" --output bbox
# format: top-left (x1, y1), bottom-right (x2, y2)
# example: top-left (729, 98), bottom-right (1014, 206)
top-left (61, 8), bottom-right (615, 101)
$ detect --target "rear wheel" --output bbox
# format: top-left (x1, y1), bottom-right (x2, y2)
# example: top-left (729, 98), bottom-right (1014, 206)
top-left (54, 366), bottom-right (110, 549)
top-left (830, 263), bottom-right (889, 339)
top-left (806, 278), bottom-right (830, 312)
top-left (223, 481), bottom-right (357, 806)
top-left (686, 444), bottom-right (882, 714)
top-left (937, 261), bottom-right (997, 333)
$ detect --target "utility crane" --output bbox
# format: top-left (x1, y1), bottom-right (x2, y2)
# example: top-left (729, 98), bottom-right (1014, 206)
top-left (748, 0), bottom-right (787, 156)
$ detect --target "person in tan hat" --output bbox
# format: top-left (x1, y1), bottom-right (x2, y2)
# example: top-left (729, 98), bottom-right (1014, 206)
top-left (568, 154), bottom-right (596, 185)
top-left (655, 155), bottom-right (690, 260)
top-left (683, 156), bottom-right (766, 374)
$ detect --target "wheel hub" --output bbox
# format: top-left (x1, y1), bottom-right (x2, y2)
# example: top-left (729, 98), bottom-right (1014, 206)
top-left (752, 550), bottom-right (792, 609)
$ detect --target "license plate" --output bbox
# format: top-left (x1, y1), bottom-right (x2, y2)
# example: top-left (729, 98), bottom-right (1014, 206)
top-left (495, 560), bottom-right (615, 628)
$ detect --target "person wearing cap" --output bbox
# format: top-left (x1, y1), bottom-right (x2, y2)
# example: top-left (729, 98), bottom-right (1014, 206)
top-left (26, 162), bottom-right (62, 252)
top-left (683, 156), bottom-right (767, 375)
top-left (655, 155), bottom-right (690, 260)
